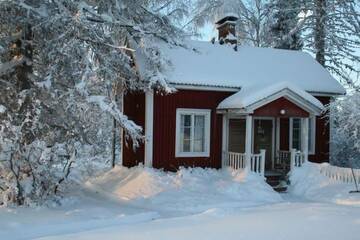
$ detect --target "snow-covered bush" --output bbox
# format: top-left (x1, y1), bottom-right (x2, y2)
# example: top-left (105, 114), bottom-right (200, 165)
top-left (329, 92), bottom-right (360, 168)
top-left (0, 0), bottom-right (184, 206)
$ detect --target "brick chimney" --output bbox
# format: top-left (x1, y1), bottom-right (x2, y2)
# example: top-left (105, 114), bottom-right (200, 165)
top-left (215, 14), bottom-right (239, 45)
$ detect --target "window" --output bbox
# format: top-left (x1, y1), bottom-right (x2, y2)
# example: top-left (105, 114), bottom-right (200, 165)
top-left (308, 116), bottom-right (316, 154)
top-left (290, 117), bottom-right (316, 154)
top-left (292, 118), bottom-right (302, 151)
top-left (176, 109), bottom-right (211, 157)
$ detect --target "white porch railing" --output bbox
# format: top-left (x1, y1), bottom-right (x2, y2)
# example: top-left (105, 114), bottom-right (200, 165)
top-left (226, 152), bottom-right (246, 170)
top-left (276, 150), bottom-right (291, 170)
top-left (290, 149), bottom-right (305, 171)
top-left (319, 164), bottom-right (360, 184)
top-left (251, 150), bottom-right (266, 176)
top-left (223, 150), bottom-right (266, 176)
top-left (275, 149), bottom-right (305, 172)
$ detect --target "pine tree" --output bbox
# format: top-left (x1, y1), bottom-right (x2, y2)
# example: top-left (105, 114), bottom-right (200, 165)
top-left (302, 0), bottom-right (360, 88)
top-left (328, 92), bottom-right (360, 169)
top-left (269, 0), bottom-right (303, 50)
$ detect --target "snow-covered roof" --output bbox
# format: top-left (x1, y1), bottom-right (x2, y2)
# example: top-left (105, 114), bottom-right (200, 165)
top-left (215, 13), bottom-right (239, 24)
top-left (217, 82), bottom-right (325, 114)
top-left (141, 40), bottom-right (345, 95)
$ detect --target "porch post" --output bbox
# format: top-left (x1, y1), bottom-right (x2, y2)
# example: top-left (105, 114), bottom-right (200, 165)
top-left (221, 113), bottom-right (229, 168)
top-left (245, 115), bottom-right (253, 171)
top-left (144, 90), bottom-right (154, 167)
top-left (301, 118), bottom-right (309, 163)
top-left (275, 117), bottom-right (280, 168)
top-left (290, 148), bottom-right (296, 172)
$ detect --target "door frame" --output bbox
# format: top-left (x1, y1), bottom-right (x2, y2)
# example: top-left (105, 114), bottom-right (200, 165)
top-left (252, 117), bottom-right (275, 169)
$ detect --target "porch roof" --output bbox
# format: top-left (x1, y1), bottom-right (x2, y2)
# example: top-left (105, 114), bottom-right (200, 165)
top-left (217, 82), bottom-right (325, 115)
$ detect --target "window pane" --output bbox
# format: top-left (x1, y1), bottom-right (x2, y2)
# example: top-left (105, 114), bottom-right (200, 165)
top-left (180, 114), bottom-right (192, 152)
top-left (193, 140), bottom-right (204, 152)
top-left (182, 139), bottom-right (191, 152)
top-left (182, 126), bottom-right (191, 140)
top-left (180, 127), bottom-right (191, 152)
top-left (181, 115), bottom-right (191, 127)
top-left (292, 119), bottom-right (301, 150)
top-left (194, 115), bottom-right (205, 152)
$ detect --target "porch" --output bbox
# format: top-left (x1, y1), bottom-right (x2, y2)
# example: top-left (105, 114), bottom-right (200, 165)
top-left (221, 115), bottom-right (308, 177)
top-left (217, 82), bottom-right (325, 179)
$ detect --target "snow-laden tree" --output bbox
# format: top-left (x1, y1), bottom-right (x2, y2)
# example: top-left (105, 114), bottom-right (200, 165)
top-left (0, 0), bottom-right (183, 205)
top-left (185, 0), bottom-right (270, 47)
top-left (328, 92), bottom-right (360, 169)
top-left (268, 0), bottom-right (303, 50)
top-left (212, 0), bottom-right (273, 47)
top-left (301, 0), bottom-right (360, 88)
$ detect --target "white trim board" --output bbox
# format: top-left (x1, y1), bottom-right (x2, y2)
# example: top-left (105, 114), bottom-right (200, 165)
top-left (171, 83), bottom-right (342, 96)
top-left (144, 90), bottom-right (154, 167)
top-left (171, 83), bottom-right (240, 92)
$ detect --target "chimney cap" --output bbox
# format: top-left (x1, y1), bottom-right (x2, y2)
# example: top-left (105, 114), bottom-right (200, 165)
top-left (215, 13), bottom-right (239, 25)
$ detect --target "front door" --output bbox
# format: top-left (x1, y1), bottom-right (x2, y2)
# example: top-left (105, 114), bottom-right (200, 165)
top-left (253, 119), bottom-right (273, 170)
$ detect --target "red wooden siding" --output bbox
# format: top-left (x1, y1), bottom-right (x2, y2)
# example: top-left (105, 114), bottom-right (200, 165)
top-left (253, 97), bottom-right (309, 117)
top-left (277, 96), bottom-right (331, 163)
top-left (279, 118), bottom-right (290, 151)
top-left (153, 90), bottom-right (234, 171)
top-left (122, 89), bottom-right (332, 169)
top-left (309, 96), bottom-right (331, 163)
top-left (123, 91), bottom-right (145, 167)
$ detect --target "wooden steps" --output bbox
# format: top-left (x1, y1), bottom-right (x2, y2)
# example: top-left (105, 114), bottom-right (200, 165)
top-left (265, 171), bottom-right (288, 193)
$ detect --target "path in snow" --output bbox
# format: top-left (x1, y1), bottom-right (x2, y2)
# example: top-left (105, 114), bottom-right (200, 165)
top-left (37, 200), bottom-right (360, 240)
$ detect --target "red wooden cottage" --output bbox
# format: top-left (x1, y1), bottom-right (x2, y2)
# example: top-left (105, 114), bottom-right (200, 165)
top-left (122, 15), bottom-right (345, 179)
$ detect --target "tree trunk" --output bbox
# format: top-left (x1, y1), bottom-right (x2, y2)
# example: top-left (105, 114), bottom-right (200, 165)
top-left (15, 24), bottom-right (33, 90)
top-left (111, 117), bottom-right (116, 168)
top-left (314, 0), bottom-right (326, 66)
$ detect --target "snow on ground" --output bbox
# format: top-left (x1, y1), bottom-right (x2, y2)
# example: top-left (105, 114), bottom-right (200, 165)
top-left (0, 166), bottom-right (281, 239)
top-left (38, 202), bottom-right (360, 240)
top-left (1, 164), bottom-right (360, 240)
top-left (289, 162), bottom-right (360, 206)
top-left (86, 166), bottom-right (282, 214)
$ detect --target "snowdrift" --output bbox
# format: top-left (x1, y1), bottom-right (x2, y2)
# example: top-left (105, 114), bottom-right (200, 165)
top-left (86, 166), bottom-right (282, 213)
top-left (289, 162), bottom-right (360, 207)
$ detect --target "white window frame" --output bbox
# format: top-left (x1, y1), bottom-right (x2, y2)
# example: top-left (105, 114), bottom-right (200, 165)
top-left (175, 108), bottom-right (211, 158)
top-left (289, 117), bottom-right (316, 154)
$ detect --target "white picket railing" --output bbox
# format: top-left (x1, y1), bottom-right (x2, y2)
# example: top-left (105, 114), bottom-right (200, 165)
top-left (223, 150), bottom-right (266, 176)
top-left (276, 150), bottom-right (290, 166)
top-left (290, 149), bottom-right (305, 172)
top-left (251, 150), bottom-right (266, 176)
top-left (319, 164), bottom-right (360, 184)
top-left (226, 151), bottom-right (246, 170)
top-left (275, 150), bottom-right (291, 170)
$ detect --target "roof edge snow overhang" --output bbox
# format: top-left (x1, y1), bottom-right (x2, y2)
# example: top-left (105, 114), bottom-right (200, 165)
top-left (217, 88), bottom-right (325, 116)
top-left (170, 82), bottom-right (241, 92)
top-left (171, 82), bottom-right (344, 96)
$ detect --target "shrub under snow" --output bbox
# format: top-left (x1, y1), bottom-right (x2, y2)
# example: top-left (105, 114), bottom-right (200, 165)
top-left (85, 166), bottom-right (282, 213)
